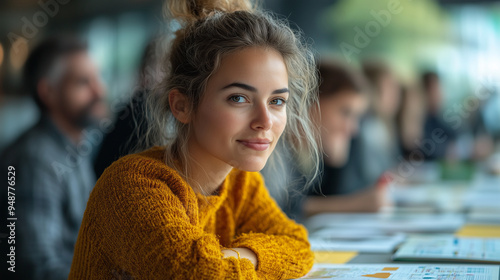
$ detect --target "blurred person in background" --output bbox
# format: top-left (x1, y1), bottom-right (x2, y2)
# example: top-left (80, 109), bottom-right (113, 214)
top-left (356, 60), bottom-right (401, 187)
top-left (396, 85), bottom-right (426, 159)
top-left (0, 35), bottom-right (107, 280)
top-left (468, 94), bottom-right (495, 161)
top-left (420, 71), bottom-right (458, 161)
top-left (303, 60), bottom-right (392, 216)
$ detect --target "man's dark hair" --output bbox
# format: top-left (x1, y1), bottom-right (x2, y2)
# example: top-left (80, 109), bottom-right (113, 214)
top-left (23, 35), bottom-right (87, 111)
top-left (318, 60), bottom-right (368, 98)
top-left (421, 71), bottom-right (439, 92)
top-left (361, 60), bottom-right (392, 92)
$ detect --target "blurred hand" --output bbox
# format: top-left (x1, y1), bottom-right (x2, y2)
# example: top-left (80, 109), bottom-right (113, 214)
top-left (303, 171), bottom-right (394, 215)
top-left (350, 171), bottom-right (393, 212)
top-left (373, 172), bottom-right (394, 210)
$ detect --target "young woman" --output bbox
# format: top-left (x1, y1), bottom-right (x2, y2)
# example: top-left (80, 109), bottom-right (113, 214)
top-left (69, 0), bottom-right (320, 279)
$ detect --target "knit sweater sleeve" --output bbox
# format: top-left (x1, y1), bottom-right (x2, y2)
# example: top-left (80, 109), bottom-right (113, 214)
top-left (83, 155), bottom-right (259, 280)
top-left (230, 172), bottom-right (314, 279)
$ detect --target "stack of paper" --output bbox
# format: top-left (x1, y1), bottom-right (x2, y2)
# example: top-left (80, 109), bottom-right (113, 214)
top-left (305, 213), bottom-right (465, 234)
top-left (463, 172), bottom-right (500, 211)
top-left (309, 228), bottom-right (405, 253)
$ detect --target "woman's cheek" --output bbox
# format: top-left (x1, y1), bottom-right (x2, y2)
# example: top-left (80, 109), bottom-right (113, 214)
top-left (208, 105), bottom-right (246, 135)
top-left (272, 110), bottom-right (287, 135)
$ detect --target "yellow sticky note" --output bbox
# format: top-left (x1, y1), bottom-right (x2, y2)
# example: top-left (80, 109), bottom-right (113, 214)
top-left (362, 273), bottom-right (391, 278)
top-left (313, 251), bottom-right (357, 264)
top-left (455, 224), bottom-right (500, 238)
top-left (382, 267), bottom-right (399, 271)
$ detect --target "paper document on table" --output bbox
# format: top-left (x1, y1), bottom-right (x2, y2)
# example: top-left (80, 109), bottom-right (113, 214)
top-left (393, 235), bottom-right (500, 263)
top-left (391, 182), bottom-right (467, 212)
top-left (463, 190), bottom-right (500, 209)
top-left (309, 228), bottom-right (405, 253)
top-left (305, 213), bottom-right (465, 234)
top-left (296, 263), bottom-right (500, 280)
top-left (467, 210), bottom-right (500, 225)
top-left (463, 173), bottom-right (500, 209)
top-left (471, 172), bottom-right (500, 191)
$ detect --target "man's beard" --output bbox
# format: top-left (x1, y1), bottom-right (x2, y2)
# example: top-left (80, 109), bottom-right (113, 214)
top-left (62, 98), bottom-right (105, 129)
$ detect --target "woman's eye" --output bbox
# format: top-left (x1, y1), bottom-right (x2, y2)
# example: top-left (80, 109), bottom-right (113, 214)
top-left (229, 95), bottom-right (246, 103)
top-left (270, 98), bottom-right (287, 106)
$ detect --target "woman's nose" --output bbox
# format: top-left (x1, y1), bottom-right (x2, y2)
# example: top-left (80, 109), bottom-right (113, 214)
top-left (250, 103), bottom-right (272, 131)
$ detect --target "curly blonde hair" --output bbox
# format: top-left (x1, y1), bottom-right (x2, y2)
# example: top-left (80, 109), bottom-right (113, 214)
top-left (139, 0), bottom-right (322, 193)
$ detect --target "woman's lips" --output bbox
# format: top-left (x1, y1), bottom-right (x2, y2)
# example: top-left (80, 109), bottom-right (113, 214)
top-left (237, 139), bottom-right (271, 151)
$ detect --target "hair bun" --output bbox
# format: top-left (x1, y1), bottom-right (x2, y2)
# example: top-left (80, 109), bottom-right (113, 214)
top-left (166, 0), bottom-right (255, 24)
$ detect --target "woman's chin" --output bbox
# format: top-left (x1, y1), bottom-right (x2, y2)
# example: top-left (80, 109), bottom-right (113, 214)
top-left (228, 159), bottom-right (268, 172)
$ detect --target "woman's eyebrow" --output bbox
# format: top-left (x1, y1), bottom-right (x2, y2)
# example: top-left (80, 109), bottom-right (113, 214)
top-left (222, 82), bottom-right (289, 94)
top-left (272, 88), bottom-right (289, 94)
top-left (222, 82), bottom-right (256, 92)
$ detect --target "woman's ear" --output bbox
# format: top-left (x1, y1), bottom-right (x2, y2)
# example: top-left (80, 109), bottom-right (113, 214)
top-left (169, 89), bottom-right (191, 124)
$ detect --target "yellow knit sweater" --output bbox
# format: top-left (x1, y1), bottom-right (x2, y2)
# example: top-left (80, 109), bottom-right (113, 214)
top-left (69, 146), bottom-right (313, 279)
